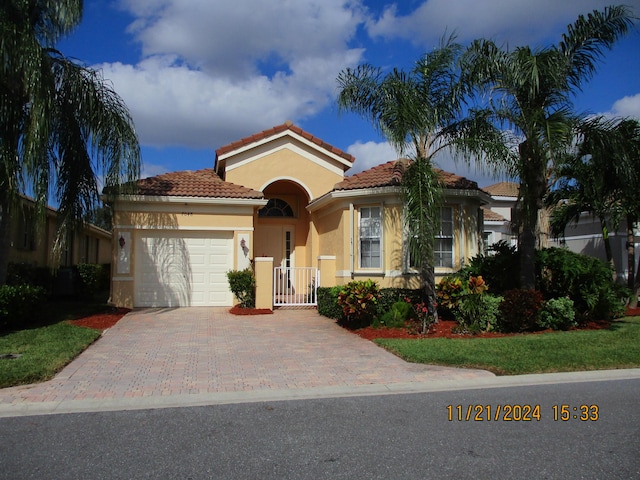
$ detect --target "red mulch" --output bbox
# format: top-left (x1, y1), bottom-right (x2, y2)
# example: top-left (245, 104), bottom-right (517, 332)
top-left (66, 308), bottom-right (130, 330)
top-left (229, 305), bottom-right (273, 315)
top-left (626, 306), bottom-right (640, 317)
top-left (353, 317), bottom-right (617, 341)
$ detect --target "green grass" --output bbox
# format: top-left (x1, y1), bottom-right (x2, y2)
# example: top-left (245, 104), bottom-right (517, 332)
top-left (0, 301), bottom-right (109, 388)
top-left (375, 317), bottom-right (640, 375)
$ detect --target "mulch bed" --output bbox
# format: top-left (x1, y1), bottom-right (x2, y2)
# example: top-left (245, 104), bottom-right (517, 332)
top-left (66, 308), bottom-right (130, 330)
top-left (353, 317), bottom-right (618, 341)
top-left (229, 305), bottom-right (273, 315)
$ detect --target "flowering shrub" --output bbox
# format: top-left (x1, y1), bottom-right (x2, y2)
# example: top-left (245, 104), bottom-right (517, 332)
top-left (410, 299), bottom-right (438, 334)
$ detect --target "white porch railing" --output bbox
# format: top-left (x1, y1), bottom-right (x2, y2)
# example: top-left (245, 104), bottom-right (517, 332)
top-left (273, 267), bottom-right (319, 306)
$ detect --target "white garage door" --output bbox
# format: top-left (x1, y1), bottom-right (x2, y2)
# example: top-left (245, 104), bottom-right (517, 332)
top-left (135, 231), bottom-right (234, 307)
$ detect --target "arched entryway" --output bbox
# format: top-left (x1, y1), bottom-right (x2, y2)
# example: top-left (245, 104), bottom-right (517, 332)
top-left (255, 180), bottom-right (310, 269)
top-left (254, 180), bottom-right (317, 305)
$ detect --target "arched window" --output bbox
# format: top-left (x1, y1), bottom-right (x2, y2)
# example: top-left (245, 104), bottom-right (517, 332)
top-left (258, 198), bottom-right (294, 217)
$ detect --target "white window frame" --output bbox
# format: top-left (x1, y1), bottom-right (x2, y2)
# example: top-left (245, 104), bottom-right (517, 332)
top-left (358, 206), bottom-right (382, 269)
top-left (434, 207), bottom-right (454, 268)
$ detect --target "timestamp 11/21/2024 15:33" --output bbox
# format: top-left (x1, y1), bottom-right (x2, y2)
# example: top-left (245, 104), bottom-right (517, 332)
top-left (446, 404), bottom-right (600, 422)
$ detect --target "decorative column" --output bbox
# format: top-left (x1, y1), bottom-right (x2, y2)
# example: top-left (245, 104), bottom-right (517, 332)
top-left (254, 257), bottom-right (274, 310)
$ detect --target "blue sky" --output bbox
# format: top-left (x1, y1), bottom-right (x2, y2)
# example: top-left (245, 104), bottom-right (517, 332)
top-left (58, 0), bottom-right (640, 187)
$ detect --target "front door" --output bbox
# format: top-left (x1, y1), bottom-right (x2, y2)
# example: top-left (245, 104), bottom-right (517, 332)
top-left (258, 225), bottom-right (295, 269)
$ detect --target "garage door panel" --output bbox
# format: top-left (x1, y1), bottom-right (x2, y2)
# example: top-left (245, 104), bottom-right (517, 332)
top-left (135, 231), bottom-right (234, 307)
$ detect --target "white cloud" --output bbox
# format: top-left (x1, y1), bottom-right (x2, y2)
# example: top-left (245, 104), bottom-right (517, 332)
top-left (607, 93), bottom-right (640, 120)
top-left (140, 162), bottom-right (170, 179)
top-left (347, 140), bottom-right (398, 173)
top-left (101, 0), bottom-right (366, 149)
top-left (366, 0), bottom-right (609, 47)
top-left (345, 139), bottom-right (506, 186)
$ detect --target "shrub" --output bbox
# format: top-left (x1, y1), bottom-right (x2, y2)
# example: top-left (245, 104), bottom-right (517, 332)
top-left (76, 263), bottom-right (107, 296)
top-left (317, 286), bottom-right (344, 320)
top-left (337, 280), bottom-right (379, 328)
top-left (454, 294), bottom-right (503, 333)
top-left (536, 248), bottom-right (625, 320)
top-left (0, 284), bottom-right (46, 330)
top-left (436, 275), bottom-right (466, 313)
top-left (461, 241), bottom-right (519, 294)
top-left (374, 300), bottom-right (413, 328)
top-left (497, 289), bottom-right (544, 333)
top-left (226, 268), bottom-right (256, 308)
top-left (6, 263), bottom-right (53, 293)
top-left (537, 297), bottom-right (577, 331)
top-left (377, 288), bottom-right (422, 316)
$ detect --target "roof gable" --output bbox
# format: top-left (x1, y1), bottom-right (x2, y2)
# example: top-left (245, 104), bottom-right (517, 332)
top-left (484, 181), bottom-right (519, 197)
top-left (133, 168), bottom-right (264, 199)
top-left (215, 121), bottom-right (354, 175)
top-left (333, 159), bottom-right (480, 192)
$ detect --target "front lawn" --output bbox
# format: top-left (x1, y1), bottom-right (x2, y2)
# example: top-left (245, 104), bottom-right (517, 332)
top-left (375, 316), bottom-right (640, 375)
top-left (0, 302), bottom-right (118, 388)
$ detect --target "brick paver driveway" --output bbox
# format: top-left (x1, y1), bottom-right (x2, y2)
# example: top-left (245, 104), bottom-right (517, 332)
top-left (0, 308), bottom-right (493, 412)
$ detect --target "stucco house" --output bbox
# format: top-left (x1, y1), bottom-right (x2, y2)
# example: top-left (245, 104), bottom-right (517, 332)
top-left (6, 196), bottom-right (112, 269)
top-left (107, 122), bottom-right (491, 309)
top-left (482, 181), bottom-right (519, 249)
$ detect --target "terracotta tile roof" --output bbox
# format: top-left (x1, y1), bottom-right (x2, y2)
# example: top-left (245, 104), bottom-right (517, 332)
top-left (482, 206), bottom-right (506, 222)
top-left (333, 159), bottom-right (480, 191)
top-left (484, 181), bottom-right (519, 197)
top-left (215, 121), bottom-right (355, 164)
top-left (133, 168), bottom-right (264, 199)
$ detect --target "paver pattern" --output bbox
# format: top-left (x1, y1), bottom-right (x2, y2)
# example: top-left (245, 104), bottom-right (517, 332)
top-left (0, 308), bottom-right (493, 406)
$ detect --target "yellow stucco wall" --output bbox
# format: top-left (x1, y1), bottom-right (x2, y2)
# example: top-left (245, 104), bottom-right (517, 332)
top-left (224, 145), bottom-right (344, 201)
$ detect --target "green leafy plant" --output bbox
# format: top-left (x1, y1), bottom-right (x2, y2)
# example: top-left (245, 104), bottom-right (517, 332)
top-left (536, 248), bottom-right (625, 320)
top-left (317, 286), bottom-right (345, 320)
top-left (226, 269), bottom-right (256, 308)
top-left (537, 297), bottom-right (577, 331)
top-left (436, 275), bottom-right (466, 312)
top-left (454, 294), bottom-right (503, 334)
top-left (0, 284), bottom-right (46, 330)
top-left (337, 280), bottom-right (380, 327)
top-left (76, 264), bottom-right (108, 296)
top-left (460, 241), bottom-right (519, 294)
top-left (374, 300), bottom-right (413, 328)
top-left (376, 288), bottom-right (422, 315)
top-left (497, 289), bottom-right (544, 333)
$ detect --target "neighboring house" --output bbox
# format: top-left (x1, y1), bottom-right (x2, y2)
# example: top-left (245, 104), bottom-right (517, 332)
top-left (6, 196), bottom-right (112, 269)
top-left (482, 181), bottom-right (519, 250)
top-left (482, 181), bottom-right (640, 283)
top-left (107, 122), bottom-right (490, 308)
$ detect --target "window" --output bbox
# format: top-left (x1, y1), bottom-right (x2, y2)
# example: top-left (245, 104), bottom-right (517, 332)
top-left (407, 207), bottom-right (454, 269)
top-left (359, 206), bottom-right (381, 269)
top-left (434, 207), bottom-right (454, 268)
top-left (258, 198), bottom-right (294, 217)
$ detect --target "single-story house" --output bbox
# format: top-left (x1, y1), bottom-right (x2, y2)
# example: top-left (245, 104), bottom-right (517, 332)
top-left (6, 196), bottom-right (112, 268)
top-left (107, 122), bottom-right (491, 309)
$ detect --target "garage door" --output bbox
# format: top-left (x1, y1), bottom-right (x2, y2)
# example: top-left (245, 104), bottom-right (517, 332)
top-left (134, 231), bottom-right (234, 307)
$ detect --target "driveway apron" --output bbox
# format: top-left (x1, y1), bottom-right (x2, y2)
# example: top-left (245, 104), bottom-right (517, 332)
top-left (0, 308), bottom-right (494, 413)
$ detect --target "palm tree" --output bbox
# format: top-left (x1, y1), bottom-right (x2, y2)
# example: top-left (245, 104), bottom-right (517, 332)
top-left (546, 117), bottom-right (625, 269)
top-left (0, 0), bottom-right (140, 283)
top-left (461, 5), bottom-right (635, 289)
top-left (337, 36), bottom-right (514, 309)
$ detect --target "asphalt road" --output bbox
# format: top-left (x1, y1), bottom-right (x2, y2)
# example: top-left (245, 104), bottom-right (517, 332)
top-left (1, 378), bottom-right (638, 479)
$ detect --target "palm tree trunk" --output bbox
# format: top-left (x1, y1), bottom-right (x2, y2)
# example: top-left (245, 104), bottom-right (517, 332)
top-left (518, 141), bottom-right (545, 290)
top-left (627, 214), bottom-right (638, 308)
top-left (599, 217), bottom-right (617, 281)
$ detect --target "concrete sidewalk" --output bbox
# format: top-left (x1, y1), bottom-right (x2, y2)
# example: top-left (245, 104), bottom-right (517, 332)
top-left (1, 307), bottom-right (639, 417)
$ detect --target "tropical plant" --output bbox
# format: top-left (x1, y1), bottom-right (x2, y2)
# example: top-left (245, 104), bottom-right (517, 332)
top-left (454, 294), bottom-right (503, 334)
top-left (461, 5), bottom-right (635, 290)
top-left (374, 300), bottom-right (414, 329)
top-left (337, 279), bottom-right (380, 327)
top-left (337, 35), bottom-right (513, 310)
top-left (497, 289), bottom-right (544, 333)
top-left (0, 0), bottom-right (141, 284)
